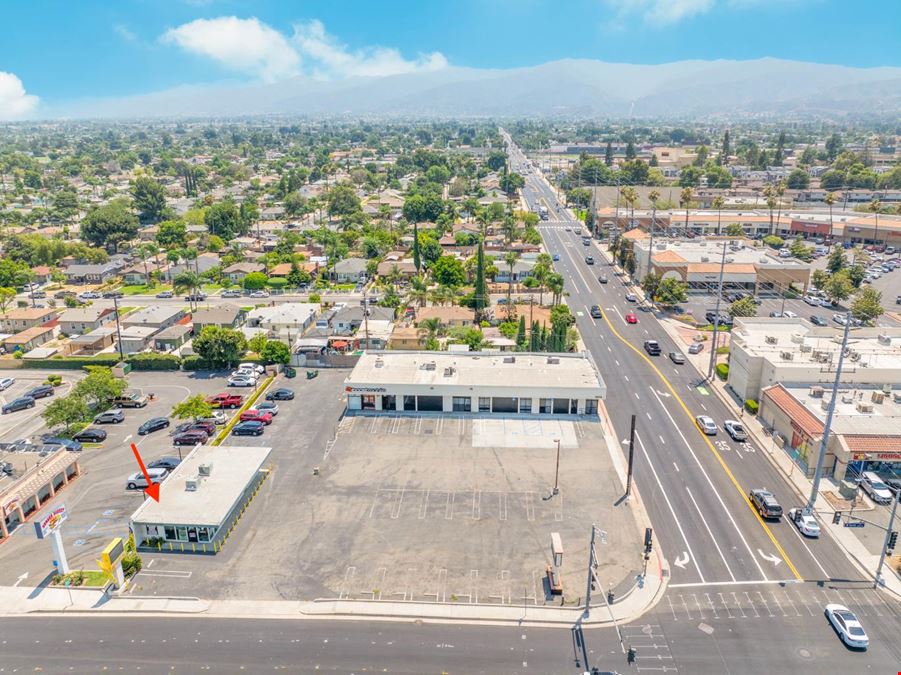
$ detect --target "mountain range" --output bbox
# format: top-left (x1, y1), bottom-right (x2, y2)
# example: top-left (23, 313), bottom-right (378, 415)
top-left (54, 58), bottom-right (901, 119)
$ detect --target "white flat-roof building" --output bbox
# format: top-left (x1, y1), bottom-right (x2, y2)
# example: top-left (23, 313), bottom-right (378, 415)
top-left (344, 351), bottom-right (606, 416)
top-left (130, 444), bottom-right (271, 554)
top-left (728, 318), bottom-right (901, 402)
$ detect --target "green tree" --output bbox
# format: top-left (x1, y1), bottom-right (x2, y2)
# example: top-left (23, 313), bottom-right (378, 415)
top-left (604, 141), bottom-right (614, 167)
top-left (171, 394), bottom-right (213, 421)
top-left (430, 256), bottom-right (466, 287)
top-left (412, 221), bottom-right (421, 273)
top-left (729, 297), bottom-right (758, 318)
top-left (724, 223), bottom-right (744, 237)
top-left (851, 287), bottom-right (883, 324)
top-left (205, 200), bottom-right (245, 240)
top-left (486, 150), bottom-right (507, 172)
top-left (73, 367), bottom-right (126, 409)
top-left (192, 326), bottom-right (248, 368)
top-left (156, 220), bottom-right (188, 249)
top-left (0, 259), bottom-right (32, 288)
top-left (326, 185), bottom-right (362, 217)
top-left (131, 176), bottom-right (168, 224)
top-left (785, 168), bottom-right (810, 190)
top-left (173, 271), bottom-right (203, 308)
top-left (286, 262), bottom-right (311, 288)
top-left (0, 287), bottom-right (16, 313)
top-left (260, 340), bottom-right (291, 365)
top-left (242, 272), bottom-right (268, 290)
top-left (826, 245), bottom-right (846, 274)
top-left (516, 315), bottom-right (527, 351)
top-left (473, 239), bottom-right (487, 319)
top-left (789, 239), bottom-right (814, 262)
top-left (642, 272), bottom-right (662, 300)
top-left (655, 277), bottom-right (688, 306)
top-left (248, 333), bottom-right (268, 355)
top-left (825, 270), bottom-right (854, 303)
top-left (42, 394), bottom-right (90, 433)
top-left (81, 199), bottom-right (139, 252)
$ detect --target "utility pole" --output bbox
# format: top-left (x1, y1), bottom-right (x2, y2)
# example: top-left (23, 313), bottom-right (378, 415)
top-left (362, 287), bottom-right (370, 352)
top-left (875, 490), bottom-right (900, 588)
top-left (585, 525), bottom-right (598, 613)
top-left (626, 414), bottom-right (637, 498)
top-left (706, 239), bottom-right (729, 380)
top-left (805, 312), bottom-right (852, 512)
top-left (645, 203), bottom-right (657, 280)
top-left (112, 295), bottom-right (125, 362)
top-left (552, 438), bottom-right (561, 496)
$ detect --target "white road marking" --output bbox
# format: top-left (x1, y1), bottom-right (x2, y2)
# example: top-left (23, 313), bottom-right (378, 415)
top-left (686, 486), bottom-right (737, 581)
top-left (646, 412), bottom-right (652, 420)
top-left (673, 462), bottom-right (680, 472)
top-left (784, 517), bottom-right (831, 578)
top-left (649, 386), bottom-right (768, 581)
top-left (624, 375), bottom-right (630, 382)
top-left (635, 392), bottom-right (640, 400)
top-left (635, 431), bottom-right (705, 583)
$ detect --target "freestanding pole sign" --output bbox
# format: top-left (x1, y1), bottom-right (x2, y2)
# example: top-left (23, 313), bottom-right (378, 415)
top-left (34, 503), bottom-right (70, 575)
top-left (98, 537), bottom-right (127, 589)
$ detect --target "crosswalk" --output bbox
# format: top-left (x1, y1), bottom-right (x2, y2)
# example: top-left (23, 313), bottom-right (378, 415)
top-left (620, 624), bottom-right (678, 673)
top-left (663, 583), bottom-right (901, 623)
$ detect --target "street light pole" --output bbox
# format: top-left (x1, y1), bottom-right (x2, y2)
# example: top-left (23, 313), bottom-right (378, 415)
top-left (874, 490), bottom-right (899, 589)
top-left (706, 239), bottom-right (729, 380)
top-left (552, 439), bottom-right (561, 496)
top-left (112, 295), bottom-right (125, 362)
top-left (805, 311), bottom-right (852, 513)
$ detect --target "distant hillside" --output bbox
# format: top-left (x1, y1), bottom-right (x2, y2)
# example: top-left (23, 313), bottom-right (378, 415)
top-left (56, 58), bottom-right (901, 119)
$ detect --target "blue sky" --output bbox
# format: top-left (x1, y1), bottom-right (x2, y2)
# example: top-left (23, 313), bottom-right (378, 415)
top-left (1, 0), bottom-right (899, 119)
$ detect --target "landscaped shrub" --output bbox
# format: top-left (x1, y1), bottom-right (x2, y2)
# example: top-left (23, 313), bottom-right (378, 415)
top-left (126, 353), bottom-right (181, 371)
top-left (715, 363), bottom-right (730, 380)
top-left (22, 355), bottom-right (121, 369)
top-left (181, 355), bottom-right (212, 371)
top-left (744, 399), bottom-right (759, 414)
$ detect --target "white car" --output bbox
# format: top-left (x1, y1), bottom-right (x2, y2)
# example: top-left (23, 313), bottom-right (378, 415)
top-left (239, 362), bottom-right (265, 375)
top-left (227, 376), bottom-right (256, 387)
top-left (0, 377), bottom-right (15, 391)
top-left (723, 420), bottom-right (747, 441)
top-left (825, 604), bottom-right (869, 649)
top-left (803, 296), bottom-right (820, 306)
top-left (695, 415), bottom-right (718, 435)
top-left (221, 289), bottom-right (242, 298)
top-left (125, 467), bottom-right (168, 490)
top-left (249, 290), bottom-right (270, 298)
top-left (787, 508), bottom-right (821, 537)
top-left (782, 310), bottom-right (798, 318)
top-left (861, 471), bottom-right (894, 504)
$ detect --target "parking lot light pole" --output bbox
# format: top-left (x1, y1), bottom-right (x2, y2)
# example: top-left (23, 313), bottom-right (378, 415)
top-left (552, 439), bottom-right (561, 495)
top-left (805, 312), bottom-right (851, 514)
top-left (706, 240), bottom-right (729, 380)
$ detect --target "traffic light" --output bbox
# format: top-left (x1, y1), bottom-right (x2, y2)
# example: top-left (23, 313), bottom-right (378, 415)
top-left (832, 511), bottom-right (842, 525)
top-left (888, 531), bottom-right (898, 551)
top-left (644, 528), bottom-right (653, 560)
top-left (627, 646), bottom-right (637, 664)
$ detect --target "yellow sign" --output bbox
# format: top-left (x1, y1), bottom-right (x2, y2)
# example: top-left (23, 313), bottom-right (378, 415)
top-left (100, 537), bottom-right (125, 570)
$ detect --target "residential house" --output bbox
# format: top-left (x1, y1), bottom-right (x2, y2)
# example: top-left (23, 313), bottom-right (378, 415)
top-left (223, 262), bottom-right (265, 284)
top-left (122, 306), bottom-right (185, 333)
top-left (268, 261), bottom-right (320, 278)
top-left (190, 304), bottom-right (247, 333)
top-left (376, 259), bottom-right (417, 278)
top-left (0, 308), bottom-right (55, 333)
top-left (64, 327), bottom-right (116, 355)
top-left (331, 305), bottom-right (395, 335)
top-left (167, 252), bottom-right (219, 280)
top-left (355, 319), bottom-right (393, 350)
top-left (494, 259), bottom-right (536, 283)
top-left (415, 306), bottom-right (476, 328)
top-left (58, 307), bottom-right (115, 336)
top-left (63, 262), bottom-right (121, 284)
top-left (387, 325), bottom-right (426, 350)
top-left (117, 326), bottom-right (158, 354)
top-left (2, 325), bottom-right (55, 353)
top-left (331, 258), bottom-right (368, 283)
top-left (247, 303), bottom-right (319, 341)
top-left (153, 325), bottom-right (192, 352)
top-left (30, 266), bottom-right (51, 283)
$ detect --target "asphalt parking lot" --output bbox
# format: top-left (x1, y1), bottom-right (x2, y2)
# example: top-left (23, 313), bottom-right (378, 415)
top-left (0, 371), bottom-right (84, 443)
top-left (132, 383), bottom-right (643, 607)
top-left (0, 369), bottom-right (250, 585)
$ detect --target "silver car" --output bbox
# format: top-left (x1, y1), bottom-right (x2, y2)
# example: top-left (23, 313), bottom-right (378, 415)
top-left (696, 415), bottom-right (718, 435)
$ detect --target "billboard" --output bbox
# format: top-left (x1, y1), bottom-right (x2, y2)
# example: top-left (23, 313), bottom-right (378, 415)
top-left (34, 503), bottom-right (67, 540)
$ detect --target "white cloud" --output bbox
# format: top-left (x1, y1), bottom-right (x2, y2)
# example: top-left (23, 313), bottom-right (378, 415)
top-left (291, 20), bottom-right (447, 79)
top-left (604, 0), bottom-right (716, 25)
top-left (0, 72), bottom-right (39, 121)
top-left (162, 16), bottom-right (300, 82)
top-left (114, 24), bottom-right (137, 42)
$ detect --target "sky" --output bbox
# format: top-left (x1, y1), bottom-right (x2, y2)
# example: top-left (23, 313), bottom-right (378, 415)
top-left (1, 0), bottom-right (900, 120)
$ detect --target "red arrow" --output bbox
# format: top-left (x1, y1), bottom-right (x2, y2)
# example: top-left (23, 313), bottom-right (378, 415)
top-left (130, 442), bottom-right (160, 502)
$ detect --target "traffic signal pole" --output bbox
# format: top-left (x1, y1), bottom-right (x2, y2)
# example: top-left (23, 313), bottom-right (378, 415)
top-left (875, 491), bottom-right (900, 589)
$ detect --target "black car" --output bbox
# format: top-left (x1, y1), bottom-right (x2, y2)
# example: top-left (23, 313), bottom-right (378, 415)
top-left (643, 340), bottom-right (661, 356)
top-left (102, 291), bottom-right (123, 299)
top-left (73, 427), bottom-right (107, 443)
top-left (173, 431), bottom-right (208, 446)
top-left (24, 385), bottom-right (54, 399)
top-left (2, 396), bottom-right (35, 414)
top-left (590, 305), bottom-right (603, 318)
top-left (585, 255), bottom-right (595, 265)
top-left (41, 436), bottom-right (83, 452)
top-left (232, 420), bottom-right (265, 436)
top-left (704, 312), bottom-right (732, 326)
top-left (138, 417), bottom-right (170, 435)
top-left (810, 315), bottom-right (828, 326)
top-left (184, 293), bottom-right (207, 302)
top-left (265, 388), bottom-right (295, 401)
top-left (148, 456), bottom-right (181, 471)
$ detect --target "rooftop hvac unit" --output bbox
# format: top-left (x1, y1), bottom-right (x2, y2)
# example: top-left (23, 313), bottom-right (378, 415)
top-left (420, 361), bottom-right (437, 371)
top-left (765, 335), bottom-right (778, 345)
top-left (185, 478), bottom-right (199, 492)
top-left (809, 386), bottom-right (824, 398)
top-left (884, 384), bottom-right (893, 394)
top-left (198, 462), bottom-right (213, 476)
top-left (780, 351), bottom-right (794, 361)
top-left (547, 357), bottom-right (560, 364)
top-left (849, 351), bottom-right (861, 362)
top-left (894, 391), bottom-right (901, 404)
top-left (856, 401), bottom-right (874, 414)
top-left (503, 356), bottom-right (516, 364)
top-left (871, 391), bottom-right (885, 404)
top-left (725, 257), bottom-right (735, 263)
top-left (700, 256), bottom-right (710, 263)
top-left (877, 334), bottom-right (892, 345)
top-left (374, 359), bottom-right (384, 368)
top-left (841, 394), bottom-right (855, 404)
top-left (791, 333), bottom-right (804, 344)
top-left (821, 398), bottom-right (830, 411)
top-left (443, 367), bottom-right (456, 377)
top-left (799, 344), bottom-right (812, 353)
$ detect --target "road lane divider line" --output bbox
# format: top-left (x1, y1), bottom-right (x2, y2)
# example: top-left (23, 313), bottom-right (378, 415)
top-left (596, 304), bottom-right (803, 581)
top-left (685, 486), bottom-right (737, 582)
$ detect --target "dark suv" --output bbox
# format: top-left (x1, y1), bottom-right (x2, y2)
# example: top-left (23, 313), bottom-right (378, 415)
top-left (24, 385), bottom-right (54, 399)
top-left (749, 488), bottom-right (783, 519)
top-left (173, 430), bottom-right (208, 446)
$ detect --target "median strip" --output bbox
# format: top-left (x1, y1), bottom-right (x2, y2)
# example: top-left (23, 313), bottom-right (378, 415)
top-left (212, 375), bottom-right (275, 446)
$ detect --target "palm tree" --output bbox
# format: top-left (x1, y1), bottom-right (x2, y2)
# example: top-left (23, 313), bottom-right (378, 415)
top-left (774, 181), bottom-right (786, 234)
top-left (417, 317), bottom-right (443, 344)
top-left (429, 284), bottom-right (457, 307)
top-left (868, 198), bottom-right (882, 248)
top-left (824, 191), bottom-right (836, 242)
top-left (173, 271), bottom-right (202, 311)
top-left (532, 262), bottom-right (549, 307)
top-left (712, 196), bottom-right (725, 236)
top-left (547, 273), bottom-right (565, 306)
top-left (183, 246), bottom-right (199, 275)
top-left (408, 275), bottom-right (429, 308)
top-left (679, 187), bottom-right (694, 235)
top-left (763, 184), bottom-right (776, 235)
top-left (621, 187), bottom-right (638, 229)
top-left (504, 251), bottom-right (519, 319)
top-left (166, 249), bottom-right (181, 282)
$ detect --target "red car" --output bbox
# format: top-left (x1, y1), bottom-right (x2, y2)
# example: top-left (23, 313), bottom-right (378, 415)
top-left (625, 313), bottom-right (638, 324)
top-left (206, 393), bottom-right (244, 409)
top-left (239, 409), bottom-right (273, 425)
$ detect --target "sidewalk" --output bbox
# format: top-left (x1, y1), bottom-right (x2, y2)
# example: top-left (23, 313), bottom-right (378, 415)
top-left (655, 314), bottom-right (901, 599)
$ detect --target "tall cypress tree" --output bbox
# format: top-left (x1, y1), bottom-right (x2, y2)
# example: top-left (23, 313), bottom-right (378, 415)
top-left (474, 238), bottom-right (487, 320)
top-left (412, 221), bottom-right (421, 273)
top-left (604, 142), bottom-right (614, 167)
top-left (516, 315), bottom-right (527, 351)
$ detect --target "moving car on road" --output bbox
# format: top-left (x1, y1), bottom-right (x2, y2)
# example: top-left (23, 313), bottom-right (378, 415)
top-left (643, 340), bottom-right (661, 356)
top-left (2, 396), bottom-right (35, 414)
top-left (625, 293), bottom-right (638, 302)
top-left (723, 419), bottom-right (748, 441)
top-left (787, 508), bottom-right (821, 537)
top-left (749, 488), bottom-right (783, 519)
top-left (138, 417), bottom-right (170, 435)
top-left (590, 305), bottom-right (603, 318)
top-left (585, 255), bottom-right (594, 265)
top-left (668, 352), bottom-right (685, 364)
top-left (155, 290), bottom-right (173, 298)
top-left (825, 604), bottom-right (869, 649)
top-left (625, 313), bottom-right (638, 324)
top-left (695, 415), bottom-right (718, 435)
top-left (222, 289), bottom-right (242, 298)
top-left (598, 275), bottom-right (608, 283)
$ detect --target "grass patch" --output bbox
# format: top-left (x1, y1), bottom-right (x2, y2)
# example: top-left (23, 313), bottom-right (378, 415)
top-left (117, 306), bottom-right (137, 316)
top-left (201, 283), bottom-right (223, 293)
top-left (716, 345), bottom-right (730, 355)
top-left (53, 570), bottom-right (110, 587)
top-left (119, 284), bottom-right (169, 296)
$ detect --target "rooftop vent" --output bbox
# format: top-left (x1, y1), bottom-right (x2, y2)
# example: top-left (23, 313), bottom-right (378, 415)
top-left (443, 367), bottom-right (455, 377)
top-left (871, 391), bottom-right (885, 404)
top-left (799, 344), bottom-right (812, 353)
top-left (700, 256), bottom-right (710, 263)
top-left (198, 462), bottom-right (213, 477)
top-left (856, 401), bottom-right (874, 414)
top-left (547, 356), bottom-right (560, 364)
top-left (809, 386), bottom-right (824, 398)
top-left (420, 361), bottom-right (437, 371)
top-left (185, 478), bottom-right (199, 492)
top-left (765, 335), bottom-right (778, 345)
top-left (503, 356), bottom-right (516, 364)
top-left (780, 351), bottom-right (794, 361)
top-left (374, 358), bottom-right (384, 368)
top-left (877, 334), bottom-right (892, 345)
top-left (790, 333), bottom-right (804, 344)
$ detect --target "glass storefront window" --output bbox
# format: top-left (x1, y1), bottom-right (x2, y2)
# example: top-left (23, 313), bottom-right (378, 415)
top-left (479, 397), bottom-right (491, 412)
top-left (519, 398), bottom-right (532, 413)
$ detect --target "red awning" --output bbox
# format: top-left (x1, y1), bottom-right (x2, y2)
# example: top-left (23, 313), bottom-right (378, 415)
top-left (331, 340), bottom-right (348, 348)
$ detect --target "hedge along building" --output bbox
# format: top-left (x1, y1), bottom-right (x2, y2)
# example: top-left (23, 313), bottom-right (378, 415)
top-left (343, 351), bottom-right (606, 416)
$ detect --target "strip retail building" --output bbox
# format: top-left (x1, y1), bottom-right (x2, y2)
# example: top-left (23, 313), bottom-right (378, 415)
top-left (344, 351), bottom-right (606, 416)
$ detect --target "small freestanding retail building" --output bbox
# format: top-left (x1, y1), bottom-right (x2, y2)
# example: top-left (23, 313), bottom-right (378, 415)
top-left (130, 444), bottom-right (271, 553)
top-left (344, 351), bottom-right (606, 416)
